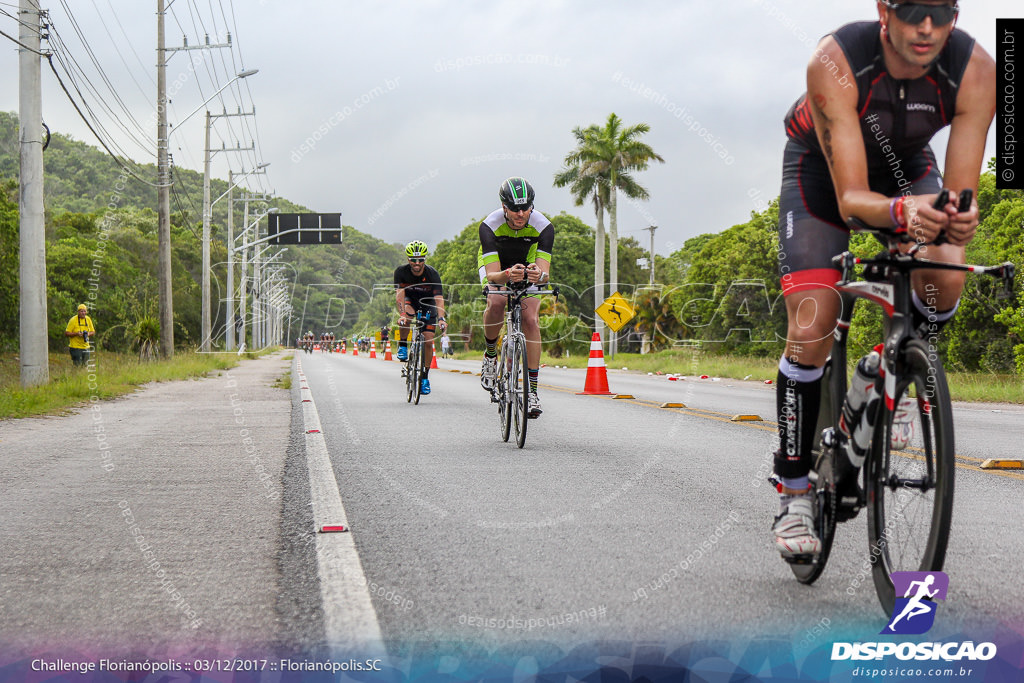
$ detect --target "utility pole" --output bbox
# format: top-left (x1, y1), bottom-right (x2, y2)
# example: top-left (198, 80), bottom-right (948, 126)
top-left (226, 170), bottom-right (234, 350)
top-left (158, 16), bottom-right (233, 357)
top-left (200, 112), bottom-right (255, 352)
top-left (156, 0), bottom-right (173, 357)
top-left (19, 0), bottom-right (47, 387)
top-left (644, 225), bottom-right (657, 286)
top-left (200, 110), bottom-right (212, 352)
top-left (239, 197), bottom-right (250, 351)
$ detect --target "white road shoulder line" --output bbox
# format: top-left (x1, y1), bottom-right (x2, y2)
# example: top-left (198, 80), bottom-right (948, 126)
top-left (296, 360), bottom-right (385, 659)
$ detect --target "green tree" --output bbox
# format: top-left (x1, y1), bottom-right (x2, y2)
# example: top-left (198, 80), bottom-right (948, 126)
top-left (554, 113), bottom-right (664, 350)
top-left (0, 180), bottom-right (18, 351)
top-left (673, 201), bottom-right (784, 356)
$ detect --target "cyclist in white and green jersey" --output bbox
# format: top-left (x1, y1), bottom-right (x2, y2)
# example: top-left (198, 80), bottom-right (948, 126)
top-left (478, 177), bottom-right (554, 418)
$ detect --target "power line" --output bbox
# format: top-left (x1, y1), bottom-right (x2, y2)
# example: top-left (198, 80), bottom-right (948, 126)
top-left (51, 4), bottom-right (153, 154)
top-left (0, 17), bottom-right (45, 55)
top-left (46, 53), bottom-right (165, 187)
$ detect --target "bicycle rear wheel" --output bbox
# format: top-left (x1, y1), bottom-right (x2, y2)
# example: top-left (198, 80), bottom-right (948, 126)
top-left (867, 340), bottom-right (954, 615)
top-left (497, 341), bottom-right (511, 442)
top-left (512, 336), bottom-right (529, 448)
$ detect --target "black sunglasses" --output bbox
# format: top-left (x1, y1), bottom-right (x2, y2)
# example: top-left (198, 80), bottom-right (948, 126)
top-left (883, 2), bottom-right (958, 27)
top-left (504, 203), bottom-right (533, 214)
top-left (408, 258), bottom-right (425, 263)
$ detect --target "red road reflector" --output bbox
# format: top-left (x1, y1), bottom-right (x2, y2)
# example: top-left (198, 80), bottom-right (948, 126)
top-left (319, 524), bottom-right (349, 533)
top-left (302, 399), bottom-right (312, 402)
top-left (307, 429), bottom-right (321, 433)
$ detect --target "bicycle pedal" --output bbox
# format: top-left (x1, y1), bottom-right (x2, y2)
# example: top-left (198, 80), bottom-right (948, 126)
top-left (836, 497), bottom-right (863, 523)
top-left (783, 553), bottom-right (818, 566)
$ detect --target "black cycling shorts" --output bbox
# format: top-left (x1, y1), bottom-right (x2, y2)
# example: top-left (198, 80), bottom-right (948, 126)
top-left (777, 140), bottom-right (943, 297)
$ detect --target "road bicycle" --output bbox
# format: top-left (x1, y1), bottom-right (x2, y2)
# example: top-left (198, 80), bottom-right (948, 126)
top-left (486, 282), bottom-right (556, 448)
top-left (789, 189), bottom-right (1015, 614)
top-left (401, 313), bottom-right (427, 405)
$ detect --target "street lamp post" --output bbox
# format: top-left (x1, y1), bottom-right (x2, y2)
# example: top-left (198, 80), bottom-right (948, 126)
top-left (162, 68), bottom-right (259, 356)
top-left (234, 206), bottom-right (276, 351)
top-left (207, 163), bottom-right (268, 351)
top-left (167, 68), bottom-right (257, 353)
top-left (645, 225), bottom-right (657, 286)
top-left (194, 72), bottom-right (259, 352)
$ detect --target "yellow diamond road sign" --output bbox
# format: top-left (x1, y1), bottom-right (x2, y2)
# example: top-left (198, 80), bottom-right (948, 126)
top-left (596, 292), bottom-right (636, 332)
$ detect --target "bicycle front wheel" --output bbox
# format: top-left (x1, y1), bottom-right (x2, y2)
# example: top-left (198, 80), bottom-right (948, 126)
top-left (867, 339), bottom-right (954, 615)
top-left (497, 342), bottom-right (511, 442)
top-left (406, 338), bottom-right (420, 403)
top-left (412, 338), bottom-right (423, 405)
top-left (511, 336), bottom-right (529, 448)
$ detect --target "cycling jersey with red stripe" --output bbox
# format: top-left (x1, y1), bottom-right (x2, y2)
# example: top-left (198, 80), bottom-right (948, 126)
top-left (778, 21), bottom-right (974, 295)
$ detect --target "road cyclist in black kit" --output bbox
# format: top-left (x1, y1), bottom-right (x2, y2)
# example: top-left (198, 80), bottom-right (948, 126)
top-left (771, 0), bottom-right (996, 563)
top-left (394, 240), bottom-right (446, 396)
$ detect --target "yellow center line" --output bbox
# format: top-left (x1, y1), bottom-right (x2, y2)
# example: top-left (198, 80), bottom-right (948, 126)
top-left (540, 382), bottom-right (1023, 481)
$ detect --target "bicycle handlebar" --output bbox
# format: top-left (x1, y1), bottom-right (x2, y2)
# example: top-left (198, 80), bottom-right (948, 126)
top-left (481, 285), bottom-right (559, 298)
top-left (836, 193), bottom-right (1015, 296)
top-left (844, 189), bottom-right (975, 247)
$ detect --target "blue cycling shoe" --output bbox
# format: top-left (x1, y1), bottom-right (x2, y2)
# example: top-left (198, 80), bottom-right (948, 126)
top-left (397, 346), bottom-right (408, 362)
top-left (420, 378), bottom-right (431, 395)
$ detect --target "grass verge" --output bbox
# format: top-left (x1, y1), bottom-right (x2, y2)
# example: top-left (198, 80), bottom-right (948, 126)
top-left (0, 350), bottom-right (242, 419)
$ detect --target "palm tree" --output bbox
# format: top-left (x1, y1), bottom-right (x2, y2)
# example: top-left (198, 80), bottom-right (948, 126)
top-left (554, 126), bottom-right (610, 342)
top-left (554, 113), bottom-right (664, 354)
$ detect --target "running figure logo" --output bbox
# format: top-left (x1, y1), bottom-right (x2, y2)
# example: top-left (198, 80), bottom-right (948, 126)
top-left (881, 571), bottom-right (949, 635)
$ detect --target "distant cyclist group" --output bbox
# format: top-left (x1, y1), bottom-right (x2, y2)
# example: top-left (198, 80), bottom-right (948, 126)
top-left (298, 331), bottom-right (336, 353)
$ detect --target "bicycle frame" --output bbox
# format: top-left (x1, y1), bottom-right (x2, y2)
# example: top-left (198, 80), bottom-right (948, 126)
top-left (794, 216), bottom-right (1015, 611)
top-left (833, 224), bottom-right (1014, 413)
top-left (485, 284), bottom-right (557, 448)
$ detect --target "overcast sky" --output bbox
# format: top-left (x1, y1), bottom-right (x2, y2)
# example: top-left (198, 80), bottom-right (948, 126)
top-left (0, 1), bottom-right (1017, 258)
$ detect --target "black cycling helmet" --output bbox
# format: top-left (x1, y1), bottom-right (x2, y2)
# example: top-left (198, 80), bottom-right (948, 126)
top-left (499, 177), bottom-right (535, 211)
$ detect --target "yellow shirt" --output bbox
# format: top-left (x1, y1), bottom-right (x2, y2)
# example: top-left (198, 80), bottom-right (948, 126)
top-left (66, 315), bottom-right (95, 349)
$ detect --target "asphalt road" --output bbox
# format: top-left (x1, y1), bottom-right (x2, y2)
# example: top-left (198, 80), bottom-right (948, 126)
top-left (2, 349), bottom-right (1022, 671)
top-left (297, 350), bottom-right (1024, 656)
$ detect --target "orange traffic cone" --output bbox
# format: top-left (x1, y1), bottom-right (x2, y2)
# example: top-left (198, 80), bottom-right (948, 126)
top-left (576, 332), bottom-right (613, 395)
top-left (384, 339), bottom-right (393, 361)
top-left (430, 343), bottom-right (438, 369)
top-left (370, 339), bottom-right (377, 358)
top-left (352, 343), bottom-right (358, 357)
top-left (341, 341), bottom-right (346, 354)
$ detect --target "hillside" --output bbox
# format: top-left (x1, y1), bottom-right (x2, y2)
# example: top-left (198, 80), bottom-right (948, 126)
top-left (0, 111), bottom-right (405, 352)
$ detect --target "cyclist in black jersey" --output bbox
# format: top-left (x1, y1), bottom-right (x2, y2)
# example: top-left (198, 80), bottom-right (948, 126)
top-left (478, 177), bottom-right (554, 418)
top-left (771, 1), bottom-right (995, 560)
top-left (394, 240), bottom-right (446, 396)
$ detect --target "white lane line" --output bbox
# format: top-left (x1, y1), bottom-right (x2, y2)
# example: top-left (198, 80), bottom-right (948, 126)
top-left (296, 360), bottom-right (385, 659)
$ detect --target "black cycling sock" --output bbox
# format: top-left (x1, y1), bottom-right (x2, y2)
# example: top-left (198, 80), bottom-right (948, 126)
top-left (774, 356), bottom-right (823, 481)
top-left (912, 291), bottom-right (958, 345)
top-left (485, 337), bottom-right (498, 357)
